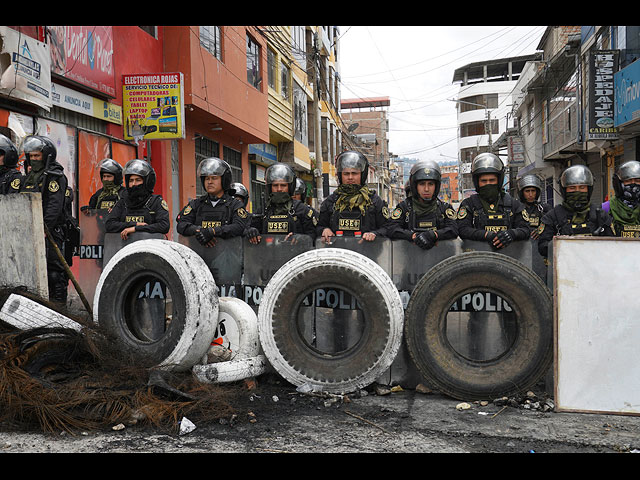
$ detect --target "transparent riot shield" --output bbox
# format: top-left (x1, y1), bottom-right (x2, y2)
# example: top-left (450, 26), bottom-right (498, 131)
top-left (314, 235), bottom-right (392, 276)
top-left (392, 238), bottom-right (462, 294)
top-left (443, 239), bottom-right (540, 364)
top-left (102, 231), bottom-right (168, 338)
top-left (177, 235), bottom-right (243, 287)
top-left (243, 234), bottom-right (315, 287)
top-left (77, 210), bottom-right (109, 309)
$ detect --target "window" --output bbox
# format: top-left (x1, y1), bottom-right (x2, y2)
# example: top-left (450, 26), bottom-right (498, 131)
top-left (247, 34), bottom-right (261, 89)
top-left (223, 146), bottom-right (242, 183)
top-left (281, 61), bottom-right (290, 100)
top-left (459, 120), bottom-right (499, 138)
top-left (267, 48), bottom-right (276, 90)
top-left (459, 94), bottom-right (498, 112)
top-left (200, 26), bottom-right (222, 60)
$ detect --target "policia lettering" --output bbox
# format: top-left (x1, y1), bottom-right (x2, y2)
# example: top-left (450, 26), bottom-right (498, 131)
top-left (176, 157), bottom-right (248, 245)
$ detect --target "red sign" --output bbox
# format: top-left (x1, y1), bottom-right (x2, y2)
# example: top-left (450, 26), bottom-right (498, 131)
top-left (48, 26), bottom-right (116, 97)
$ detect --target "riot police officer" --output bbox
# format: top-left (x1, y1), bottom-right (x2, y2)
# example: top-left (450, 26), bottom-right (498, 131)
top-left (608, 160), bottom-right (640, 238)
top-left (456, 152), bottom-right (530, 249)
top-left (317, 150), bottom-right (390, 243)
top-left (292, 176), bottom-right (319, 222)
top-left (537, 164), bottom-right (613, 258)
top-left (516, 174), bottom-right (552, 239)
top-left (176, 158), bottom-right (249, 247)
top-left (20, 135), bottom-right (70, 305)
top-left (229, 181), bottom-right (249, 208)
top-left (85, 158), bottom-right (124, 211)
top-left (387, 159), bottom-right (458, 249)
top-left (245, 162), bottom-right (316, 244)
top-left (105, 159), bottom-right (170, 239)
top-left (0, 134), bottom-right (22, 194)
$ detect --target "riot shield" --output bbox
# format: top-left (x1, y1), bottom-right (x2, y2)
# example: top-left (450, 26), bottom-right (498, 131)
top-left (177, 235), bottom-right (243, 287)
top-left (314, 235), bottom-right (392, 276)
top-left (77, 210), bottom-right (109, 308)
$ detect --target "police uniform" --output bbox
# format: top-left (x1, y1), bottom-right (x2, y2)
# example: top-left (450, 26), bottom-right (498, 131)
top-left (388, 197), bottom-right (458, 243)
top-left (176, 192), bottom-right (249, 239)
top-left (537, 203), bottom-right (613, 257)
top-left (20, 136), bottom-right (70, 304)
top-left (250, 197), bottom-right (317, 238)
top-left (317, 188), bottom-right (390, 238)
top-left (522, 201), bottom-right (552, 230)
top-left (88, 186), bottom-right (123, 211)
top-left (456, 193), bottom-right (530, 243)
top-left (608, 160), bottom-right (640, 238)
top-left (0, 167), bottom-right (22, 194)
top-left (105, 190), bottom-right (170, 235)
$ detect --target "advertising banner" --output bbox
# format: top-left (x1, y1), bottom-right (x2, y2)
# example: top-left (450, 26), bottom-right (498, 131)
top-left (588, 50), bottom-right (619, 140)
top-left (48, 26), bottom-right (115, 98)
top-left (51, 82), bottom-right (121, 125)
top-left (614, 58), bottom-right (640, 127)
top-left (0, 26), bottom-right (52, 110)
top-left (122, 72), bottom-right (185, 141)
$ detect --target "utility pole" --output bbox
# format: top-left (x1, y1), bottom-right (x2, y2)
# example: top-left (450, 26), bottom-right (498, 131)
top-left (313, 32), bottom-right (324, 207)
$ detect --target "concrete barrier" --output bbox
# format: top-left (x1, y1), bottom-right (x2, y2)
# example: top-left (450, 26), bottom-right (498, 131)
top-left (0, 193), bottom-right (48, 298)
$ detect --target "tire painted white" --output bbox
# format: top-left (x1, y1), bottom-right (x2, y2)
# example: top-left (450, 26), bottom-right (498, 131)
top-left (193, 355), bottom-right (268, 384)
top-left (94, 239), bottom-right (219, 371)
top-left (0, 293), bottom-right (82, 331)
top-left (209, 296), bottom-right (260, 361)
top-left (257, 248), bottom-right (404, 394)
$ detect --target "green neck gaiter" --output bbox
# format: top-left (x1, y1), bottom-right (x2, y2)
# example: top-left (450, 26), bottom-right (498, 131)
top-left (478, 184), bottom-right (502, 212)
top-left (335, 183), bottom-right (372, 215)
top-left (24, 160), bottom-right (45, 188)
top-left (412, 196), bottom-right (437, 216)
top-left (563, 191), bottom-right (591, 223)
top-left (268, 191), bottom-right (292, 215)
top-left (610, 195), bottom-right (640, 225)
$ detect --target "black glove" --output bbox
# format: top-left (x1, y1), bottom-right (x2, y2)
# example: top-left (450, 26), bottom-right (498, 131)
top-left (245, 227), bottom-right (260, 239)
top-left (195, 227), bottom-right (215, 245)
top-left (496, 229), bottom-right (514, 247)
top-left (414, 230), bottom-right (437, 250)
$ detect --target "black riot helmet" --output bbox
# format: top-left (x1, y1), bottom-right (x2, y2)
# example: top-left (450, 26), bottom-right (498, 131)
top-left (294, 177), bottom-right (307, 202)
top-left (197, 157), bottom-right (232, 191)
top-left (21, 135), bottom-right (57, 170)
top-left (516, 174), bottom-right (543, 202)
top-left (0, 134), bottom-right (19, 168)
top-left (98, 158), bottom-right (123, 185)
top-left (265, 163), bottom-right (296, 196)
top-left (229, 182), bottom-right (249, 207)
top-left (409, 159), bottom-right (442, 199)
top-left (613, 160), bottom-right (640, 198)
top-left (471, 152), bottom-right (504, 190)
top-left (559, 164), bottom-right (593, 199)
top-left (123, 159), bottom-right (156, 193)
top-left (336, 150), bottom-right (369, 185)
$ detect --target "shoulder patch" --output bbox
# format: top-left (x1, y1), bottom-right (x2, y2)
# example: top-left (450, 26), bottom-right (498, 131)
top-left (10, 178), bottom-right (20, 190)
top-left (238, 207), bottom-right (248, 219)
top-left (382, 206), bottom-right (389, 219)
top-left (445, 207), bottom-right (456, 219)
top-left (391, 207), bottom-right (402, 219)
top-left (456, 207), bottom-right (468, 220)
top-left (537, 224), bottom-right (545, 235)
top-left (182, 205), bottom-right (192, 215)
top-left (161, 199), bottom-right (169, 211)
top-left (48, 180), bottom-right (59, 193)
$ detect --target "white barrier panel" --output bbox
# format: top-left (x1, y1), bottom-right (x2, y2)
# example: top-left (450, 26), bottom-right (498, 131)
top-left (554, 237), bottom-right (640, 415)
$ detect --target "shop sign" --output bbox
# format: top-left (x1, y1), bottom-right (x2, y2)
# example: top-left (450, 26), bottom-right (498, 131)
top-left (122, 72), bottom-right (185, 141)
top-left (614, 58), bottom-right (640, 127)
top-left (48, 26), bottom-right (115, 98)
top-left (51, 82), bottom-right (122, 125)
top-left (0, 26), bottom-right (52, 110)
top-left (588, 50), bottom-right (619, 140)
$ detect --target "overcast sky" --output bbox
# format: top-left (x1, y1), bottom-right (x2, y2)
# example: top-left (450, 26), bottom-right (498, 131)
top-left (337, 26), bottom-right (546, 164)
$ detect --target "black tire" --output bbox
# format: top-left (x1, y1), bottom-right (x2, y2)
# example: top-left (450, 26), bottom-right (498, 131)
top-left (258, 248), bottom-right (404, 394)
top-left (404, 251), bottom-right (553, 400)
top-left (94, 240), bottom-right (219, 371)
